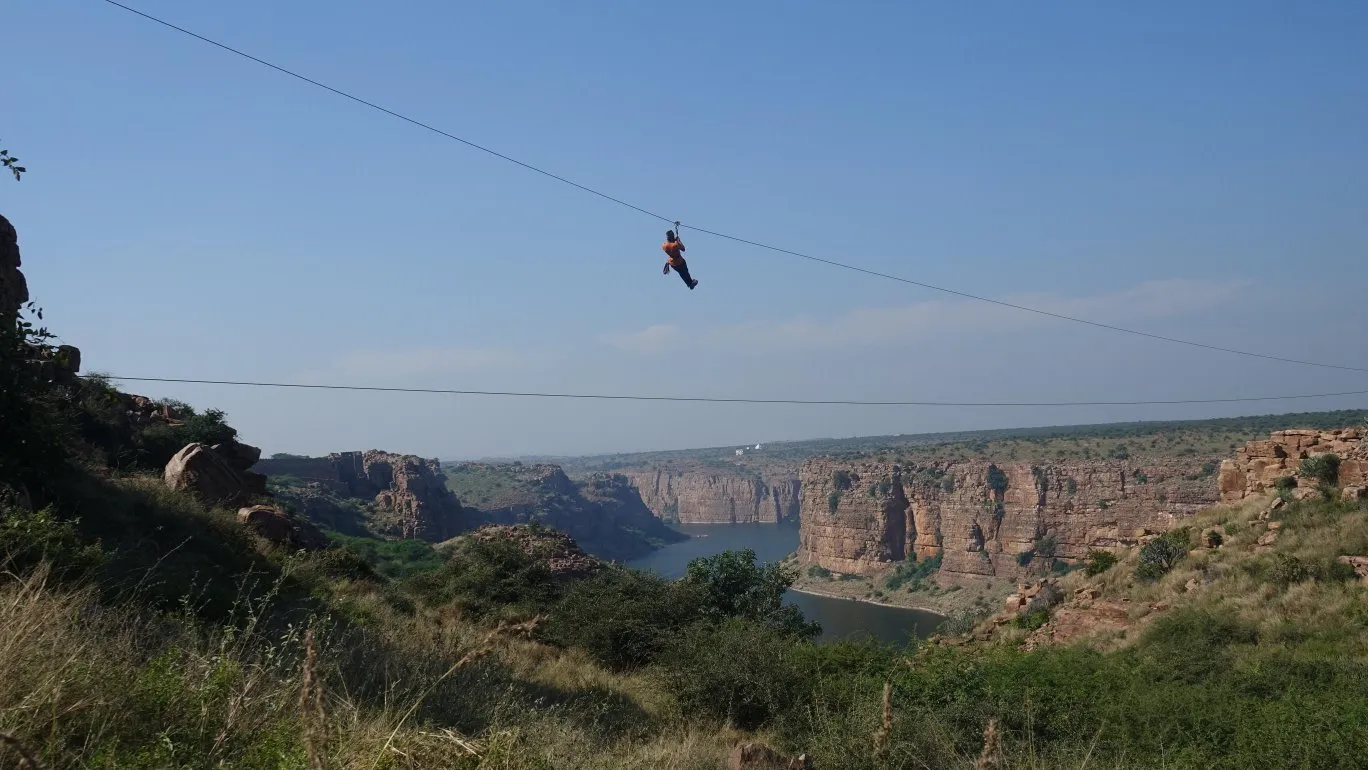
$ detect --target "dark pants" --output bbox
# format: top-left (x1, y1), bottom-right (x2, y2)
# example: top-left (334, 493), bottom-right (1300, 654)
top-left (670, 259), bottom-right (695, 287)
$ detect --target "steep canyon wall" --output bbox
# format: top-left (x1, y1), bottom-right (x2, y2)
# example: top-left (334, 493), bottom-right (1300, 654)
top-left (798, 458), bottom-right (1219, 579)
top-left (623, 469), bottom-right (800, 524)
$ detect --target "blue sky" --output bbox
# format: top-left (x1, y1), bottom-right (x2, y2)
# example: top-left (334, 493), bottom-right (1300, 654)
top-left (4, 0), bottom-right (1366, 458)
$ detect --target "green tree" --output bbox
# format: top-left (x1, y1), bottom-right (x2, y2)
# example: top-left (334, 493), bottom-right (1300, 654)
top-left (682, 548), bottom-right (820, 639)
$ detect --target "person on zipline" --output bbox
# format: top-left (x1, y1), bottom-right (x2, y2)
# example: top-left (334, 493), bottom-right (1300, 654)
top-left (661, 223), bottom-right (698, 290)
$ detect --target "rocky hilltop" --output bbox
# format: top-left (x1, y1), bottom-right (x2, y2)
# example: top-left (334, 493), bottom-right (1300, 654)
top-left (256, 452), bottom-right (466, 540)
top-left (443, 462), bottom-right (688, 561)
top-left (798, 457), bottom-right (1218, 579)
top-left (1219, 428), bottom-right (1367, 502)
top-left (623, 468), bottom-right (800, 524)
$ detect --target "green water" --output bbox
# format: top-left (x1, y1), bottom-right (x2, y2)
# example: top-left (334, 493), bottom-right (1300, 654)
top-left (628, 522), bottom-right (944, 648)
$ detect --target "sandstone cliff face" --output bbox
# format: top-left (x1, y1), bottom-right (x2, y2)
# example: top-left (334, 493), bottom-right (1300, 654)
top-left (798, 458), bottom-right (1218, 579)
top-left (1219, 428), bottom-right (1367, 502)
top-left (623, 469), bottom-right (800, 524)
top-left (445, 463), bottom-right (688, 561)
top-left (332, 451), bottom-right (465, 540)
top-left (255, 452), bottom-right (466, 540)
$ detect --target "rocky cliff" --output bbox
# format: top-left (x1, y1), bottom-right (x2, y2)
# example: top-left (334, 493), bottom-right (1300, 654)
top-left (798, 458), bottom-right (1218, 579)
top-left (1219, 428), bottom-right (1367, 502)
top-left (445, 463), bottom-right (688, 561)
top-left (256, 451), bottom-right (466, 540)
top-left (622, 468), bottom-right (800, 524)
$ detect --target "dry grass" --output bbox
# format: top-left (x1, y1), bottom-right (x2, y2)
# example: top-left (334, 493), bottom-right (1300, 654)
top-left (0, 555), bottom-right (736, 770)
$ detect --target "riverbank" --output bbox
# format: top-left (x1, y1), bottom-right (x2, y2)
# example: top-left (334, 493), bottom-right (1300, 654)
top-left (781, 553), bottom-right (1016, 618)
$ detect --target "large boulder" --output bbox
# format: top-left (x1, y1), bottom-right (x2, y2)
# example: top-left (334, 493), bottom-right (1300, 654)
top-left (211, 440), bottom-right (262, 472)
top-left (164, 443), bottom-right (266, 506)
top-left (237, 505), bottom-right (327, 551)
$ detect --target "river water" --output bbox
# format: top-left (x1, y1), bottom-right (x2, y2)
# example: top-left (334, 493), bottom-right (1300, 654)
top-left (627, 522), bottom-right (944, 648)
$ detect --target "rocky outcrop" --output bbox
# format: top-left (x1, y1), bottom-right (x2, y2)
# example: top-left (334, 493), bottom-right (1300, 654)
top-left (257, 451), bottom-right (466, 540)
top-left (446, 463), bottom-right (688, 561)
top-left (1218, 428), bottom-right (1367, 502)
top-left (237, 505), bottom-right (327, 551)
top-left (0, 214), bottom-right (27, 318)
top-left (623, 468), bottom-right (800, 524)
top-left (446, 524), bottom-right (602, 581)
top-left (164, 442), bottom-right (267, 507)
top-left (798, 458), bottom-right (1218, 579)
top-left (335, 451), bottom-right (465, 541)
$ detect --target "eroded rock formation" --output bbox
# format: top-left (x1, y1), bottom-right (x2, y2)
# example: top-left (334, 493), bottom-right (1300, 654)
top-left (446, 524), bottom-right (602, 581)
top-left (331, 451), bottom-right (465, 540)
top-left (1218, 428), bottom-right (1367, 502)
top-left (798, 458), bottom-right (1218, 579)
top-left (237, 505), bottom-right (327, 551)
top-left (164, 442), bottom-right (267, 507)
top-left (623, 468), bottom-right (800, 524)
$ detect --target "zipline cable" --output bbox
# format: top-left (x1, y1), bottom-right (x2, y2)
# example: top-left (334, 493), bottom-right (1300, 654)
top-left (97, 0), bottom-right (1368, 376)
top-left (104, 376), bottom-right (1368, 408)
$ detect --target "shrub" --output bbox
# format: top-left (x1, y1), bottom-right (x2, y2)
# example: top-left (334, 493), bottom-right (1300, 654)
top-left (682, 549), bottom-right (820, 639)
top-left (884, 553), bottom-right (942, 590)
top-left (827, 490), bottom-right (842, 514)
top-left (941, 476), bottom-right (955, 493)
top-left (1014, 608), bottom-right (1050, 630)
top-left (0, 505), bottom-right (106, 580)
top-left (807, 564), bottom-right (832, 579)
top-left (1274, 475), bottom-right (1298, 491)
top-left (1066, 478), bottom-right (1078, 494)
top-left (1301, 454), bottom-right (1341, 486)
top-left (546, 567), bottom-right (701, 670)
top-left (654, 618), bottom-right (812, 730)
top-left (403, 535), bottom-right (561, 620)
top-left (986, 465), bottom-right (1009, 494)
top-left (831, 470), bottom-right (854, 492)
top-left (1136, 529), bottom-right (1189, 581)
top-left (1205, 530), bottom-right (1224, 548)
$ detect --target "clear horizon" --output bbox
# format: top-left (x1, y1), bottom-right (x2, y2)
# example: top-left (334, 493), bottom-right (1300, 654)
top-left (5, 1), bottom-right (1366, 458)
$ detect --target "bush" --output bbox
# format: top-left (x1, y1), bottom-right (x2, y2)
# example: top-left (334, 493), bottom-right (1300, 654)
top-left (1014, 608), bottom-right (1050, 630)
top-left (1136, 529), bottom-right (1189, 581)
top-left (0, 505), bottom-right (106, 580)
top-left (1274, 475), bottom-right (1298, 491)
top-left (884, 553), bottom-right (942, 590)
top-left (546, 567), bottom-right (702, 670)
top-left (986, 464), bottom-right (1008, 494)
top-left (1301, 454), bottom-right (1341, 486)
top-left (654, 618), bottom-right (812, 730)
top-left (807, 564), bottom-right (832, 579)
top-left (827, 490), bottom-right (842, 514)
top-left (1205, 530), bottom-right (1224, 548)
top-left (403, 535), bottom-right (561, 620)
top-left (682, 549), bottom-right (820, 639)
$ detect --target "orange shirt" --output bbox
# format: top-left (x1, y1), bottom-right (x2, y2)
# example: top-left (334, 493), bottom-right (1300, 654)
top-left (661, 239), bottom-right (685, 265)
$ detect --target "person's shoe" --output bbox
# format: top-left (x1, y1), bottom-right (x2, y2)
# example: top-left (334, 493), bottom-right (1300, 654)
top-left (663, 263), bottom-right (670, 275)
top-left (689, 279), bottom-right (699, 289)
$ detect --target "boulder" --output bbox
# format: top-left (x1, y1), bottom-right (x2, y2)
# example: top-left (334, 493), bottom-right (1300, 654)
top-left (1342, 486), bottom-right (1366, 502)
top-left (237, 505), bottom-right (327, 551)
top-left (164, 443), bottom-right (265, 507)
top-left (728, 742), bottom-right (815, 770)
top-left (211, 440), bottom-right (262, 472)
